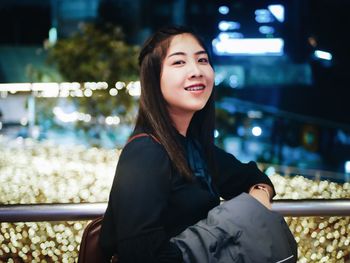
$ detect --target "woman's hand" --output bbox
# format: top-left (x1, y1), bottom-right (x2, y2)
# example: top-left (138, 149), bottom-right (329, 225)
top-left (249, 184), bottom-right (272, 210)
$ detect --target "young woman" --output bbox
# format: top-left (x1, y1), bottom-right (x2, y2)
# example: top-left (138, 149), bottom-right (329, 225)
top-left (99, 26), bottom-right (295, 263)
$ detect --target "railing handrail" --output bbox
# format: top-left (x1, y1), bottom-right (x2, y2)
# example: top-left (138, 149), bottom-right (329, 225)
top-left (0, 203), bottom-right (107, 222)
top-left (1, 200), bottom-right (350, 222)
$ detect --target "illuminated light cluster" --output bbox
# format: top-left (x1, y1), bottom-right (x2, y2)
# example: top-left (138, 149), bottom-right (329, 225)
top-left (109, 88), bottom-right (118, 96)
top-left (48, 27), bottom-right (57, 44)
top-left (268, 5), bottom-right (285, 23)
top-left (105, 116), bottom-right (120, 126)
top-left (115, 81), bottom-right (126, 90)
top-left (52, 107), bottom-right (121, 125)
top-left (0, 91), bottom-right (7, 98)
top-left (126, 81), bottom-right (141, 97)
top-left (214, 74), bottom-right (225, 86)
top-left (0, 81), bottom-right (139, 98)
top-left (83, 89), bottom-right (93, 97)
top-left (255, 9), bottom-right (275, 23)
top-left (32, 83), bottom-right (59, 92)
top-left (229, 75), bottom-right (239, 88)
top-left (218, 32), bottom-right (243, 40)
top-left (259, 25), bottom-right (275, 35)
top-left (20, 117), bottom-right (28, 126)
top-left (265, 166), bottom-right (276, 176)
top-left (70, 89), bottom-right (84, 98)
top-left (53, 107), bottom-right (91, 123)
top-left (213, 38), bottom-right (284, 56)
top-left (345, 161), bottom-right (350, 174)
top-left (251, 126), bottom-right (262, 136)
top-left (214, 129), bottom-right (220, 138)
top-left (247, 110), bottom-right (263, 119)
top-left (213, 4), bottom-right (285, 57)
top-left (84, 82), bottom-right (108, 90)
top-left (218, 21), bottom-right (240, 31)
top-left (255, 5), bottom-right (285, 24)
top-left (0, 83), bottom-right (31, 92)
top-left (0, 136), bottom-right (118, 261)
top-left (218, 6), bottom-right (229, 15)
top-left (0, 136), bottom-right (350, 262)
top-left (314, 50), bottom-right (333, 61)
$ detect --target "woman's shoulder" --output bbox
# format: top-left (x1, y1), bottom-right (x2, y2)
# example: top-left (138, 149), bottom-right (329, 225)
top-left (125, 133), bottom-right (161, 149)
top-left (120, 133), bottom-right (167, 161)
top-left (116, 133), bottom-right (172, 184)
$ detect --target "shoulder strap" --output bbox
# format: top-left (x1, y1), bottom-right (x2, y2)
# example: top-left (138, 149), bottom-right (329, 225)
top-left (126, 133), bottom-right (160, 145)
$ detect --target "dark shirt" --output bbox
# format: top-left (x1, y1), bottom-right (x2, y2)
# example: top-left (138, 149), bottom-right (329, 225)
top-left (99, 133), bottom-right (275, 263)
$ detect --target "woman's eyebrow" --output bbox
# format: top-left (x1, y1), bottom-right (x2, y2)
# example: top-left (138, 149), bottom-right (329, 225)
top-left (167, 50), bottom-right (207, 58)
top-left (195, 50), bottom-right (208, 56)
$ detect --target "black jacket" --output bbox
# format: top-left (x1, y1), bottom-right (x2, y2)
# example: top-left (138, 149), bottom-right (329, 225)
top-left (99, 133), bottom-right (275, 262)
top-left (171, 192), bottom-right (297, 263)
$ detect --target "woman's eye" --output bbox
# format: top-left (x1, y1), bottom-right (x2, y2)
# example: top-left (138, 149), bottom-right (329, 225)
top-left (198, 58), bottom-right (209, 63)
top-left (173, 60), bottom-right (185, 65)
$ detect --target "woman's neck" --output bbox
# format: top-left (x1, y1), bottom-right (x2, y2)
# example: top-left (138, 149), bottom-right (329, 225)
top-left (169, 110), bottom-right (194, 137)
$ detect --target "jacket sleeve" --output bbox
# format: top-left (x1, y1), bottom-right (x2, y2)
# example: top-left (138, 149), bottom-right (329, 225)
top-left (213, 146), bottom-right (275, 200)
top-left (100, 137), bottom-right (183, 263)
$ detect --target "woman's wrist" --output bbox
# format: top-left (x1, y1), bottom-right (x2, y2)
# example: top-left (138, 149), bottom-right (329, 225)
top-left (249, 184), bottom-right (272, 209)
top-left (250, 184), bottom-right (271, 201)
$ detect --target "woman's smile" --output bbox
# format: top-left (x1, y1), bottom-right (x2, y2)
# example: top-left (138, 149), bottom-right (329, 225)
top-left (184, 83), bottom-right (206, 92)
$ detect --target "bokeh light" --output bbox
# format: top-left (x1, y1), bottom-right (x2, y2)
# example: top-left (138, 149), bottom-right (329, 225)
top-left (0, 135), bottom-right (349, 262)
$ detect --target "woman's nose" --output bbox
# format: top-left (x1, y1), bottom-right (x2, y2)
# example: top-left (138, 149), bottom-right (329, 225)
top-left (189, 62), bottom-right (203, 78)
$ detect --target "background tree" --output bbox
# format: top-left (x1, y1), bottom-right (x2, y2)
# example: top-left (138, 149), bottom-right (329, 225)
top-left (47, 23), bottom-right (140, 127)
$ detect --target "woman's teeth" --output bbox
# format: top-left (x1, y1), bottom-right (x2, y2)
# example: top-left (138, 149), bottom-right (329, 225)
top-left (185, 86), bottom-right (204, 91)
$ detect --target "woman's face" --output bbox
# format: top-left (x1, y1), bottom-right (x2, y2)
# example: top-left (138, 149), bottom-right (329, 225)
top-left (160, 33), bottom-right (214, 118)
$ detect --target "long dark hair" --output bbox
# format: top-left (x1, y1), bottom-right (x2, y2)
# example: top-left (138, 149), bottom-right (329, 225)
top-left (134, 25), bottom-right (216, 180)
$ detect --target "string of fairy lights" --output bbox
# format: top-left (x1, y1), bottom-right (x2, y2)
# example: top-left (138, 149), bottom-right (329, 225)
top-left (0, 136), bottom-right (349, 262)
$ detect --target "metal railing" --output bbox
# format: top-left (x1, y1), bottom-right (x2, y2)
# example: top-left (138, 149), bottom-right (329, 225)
top-left (1, 200), bottom-right (350, 222)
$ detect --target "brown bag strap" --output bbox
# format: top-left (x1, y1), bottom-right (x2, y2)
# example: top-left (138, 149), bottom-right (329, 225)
top-left (126, 133), bottom-right (160, 144)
